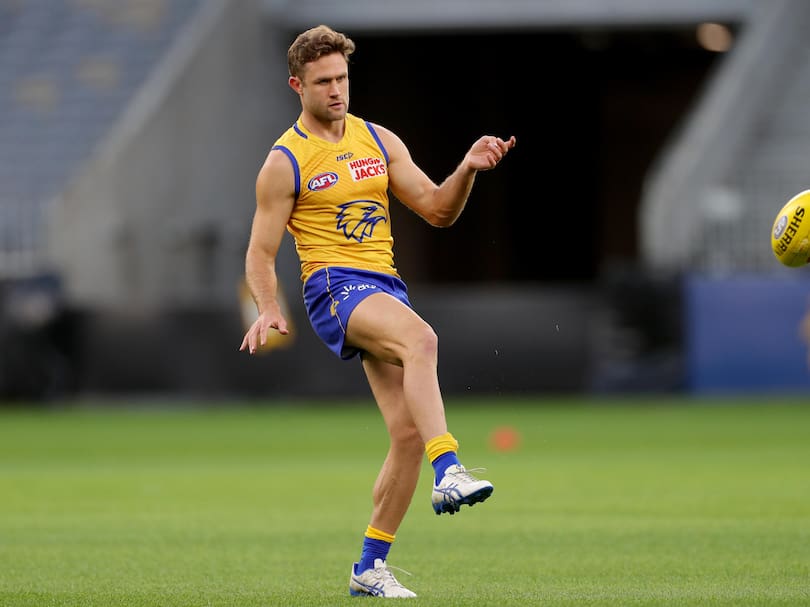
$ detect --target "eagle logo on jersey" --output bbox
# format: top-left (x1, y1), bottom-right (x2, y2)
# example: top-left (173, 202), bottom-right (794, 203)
top-left (336, 200), bottom-right (387, 243)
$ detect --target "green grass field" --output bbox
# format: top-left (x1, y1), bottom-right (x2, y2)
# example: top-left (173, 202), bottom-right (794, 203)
top-left (0, 396), bottom-right (808, 606)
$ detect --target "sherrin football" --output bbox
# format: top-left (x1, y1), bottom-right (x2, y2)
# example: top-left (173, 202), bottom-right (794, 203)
top-left (771, 190), bottom-right (810, 267)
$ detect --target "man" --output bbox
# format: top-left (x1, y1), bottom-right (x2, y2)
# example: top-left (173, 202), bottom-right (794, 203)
top-left (240, 24), bottom-right (516, 598)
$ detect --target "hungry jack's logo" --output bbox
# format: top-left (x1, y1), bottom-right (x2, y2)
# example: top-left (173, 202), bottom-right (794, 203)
top-left (347, 157), bottom-right (386, 181)
top-left (335, 200), bottom-right (387, 242)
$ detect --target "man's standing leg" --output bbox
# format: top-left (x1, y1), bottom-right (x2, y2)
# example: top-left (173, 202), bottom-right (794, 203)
top-left (349, 355), bottom-right (421, 598)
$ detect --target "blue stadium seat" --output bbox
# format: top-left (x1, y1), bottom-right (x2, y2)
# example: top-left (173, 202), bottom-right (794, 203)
top-left (0, 0), bottom-right (202, 268)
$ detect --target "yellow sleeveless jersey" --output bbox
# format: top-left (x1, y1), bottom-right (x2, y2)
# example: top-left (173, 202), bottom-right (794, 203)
top-left (272, 113), bottom-right (396, 283)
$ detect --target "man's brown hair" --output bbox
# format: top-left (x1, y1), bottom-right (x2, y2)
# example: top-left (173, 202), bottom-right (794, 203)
top-left (287, 25), bottom-right (356, 78)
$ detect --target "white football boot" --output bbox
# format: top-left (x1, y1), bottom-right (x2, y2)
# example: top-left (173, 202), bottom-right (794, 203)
top-left (431, 464), bottom-right (494, 515)
top-left (349, 558), bottom-right (417, 598)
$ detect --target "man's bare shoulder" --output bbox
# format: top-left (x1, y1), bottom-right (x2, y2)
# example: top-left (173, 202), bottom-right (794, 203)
top-left (368, 122), bottom-right (409, 160)
top-left (368, 121), bottom-right (396, 142)
top-left (258, 147), bottom-right (295, 177)
top-left (256, 148), bottom-right (296, 200)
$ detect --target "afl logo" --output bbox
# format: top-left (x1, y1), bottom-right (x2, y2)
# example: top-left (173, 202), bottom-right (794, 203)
top-left (308, 172), bottom-right (338, 192)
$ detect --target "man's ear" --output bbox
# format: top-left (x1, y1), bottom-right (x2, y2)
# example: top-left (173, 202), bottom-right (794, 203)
top-left (288, 76), bottom-right (302, 95)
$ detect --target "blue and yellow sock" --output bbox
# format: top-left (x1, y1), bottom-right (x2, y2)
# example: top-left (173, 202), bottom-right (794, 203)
top-left (357, 525), bottom-right (395, 573)
top-left (426, 432), bottom-right (460, 484)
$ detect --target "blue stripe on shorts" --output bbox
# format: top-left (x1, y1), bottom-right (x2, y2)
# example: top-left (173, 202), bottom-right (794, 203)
top-left (303, 267), bottom-right (412, 360)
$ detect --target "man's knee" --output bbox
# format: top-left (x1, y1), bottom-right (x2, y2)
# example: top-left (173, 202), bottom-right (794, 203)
top-left (405, 322), bottom-right (438, 362)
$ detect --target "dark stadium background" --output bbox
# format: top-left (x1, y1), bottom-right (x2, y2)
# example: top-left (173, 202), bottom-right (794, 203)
top-left (349, 29), bottom-right (718, 284)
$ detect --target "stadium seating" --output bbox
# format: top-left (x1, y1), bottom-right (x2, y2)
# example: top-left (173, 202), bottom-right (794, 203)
top-left (0, 0), bottom-right (203, 277)
top-left (641, 0), bottom-right (810, 273)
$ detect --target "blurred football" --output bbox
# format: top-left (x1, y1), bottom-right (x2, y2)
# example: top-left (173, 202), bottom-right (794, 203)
top-left (771, 190), bottom-right (810, 267)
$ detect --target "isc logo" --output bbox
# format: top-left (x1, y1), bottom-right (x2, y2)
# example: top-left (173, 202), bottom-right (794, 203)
top-left (308, 172), bottom-right (338, 191)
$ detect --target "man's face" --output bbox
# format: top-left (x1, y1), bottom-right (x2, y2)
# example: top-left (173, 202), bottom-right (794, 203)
top-left (291, 52), bottom-right (349, 122)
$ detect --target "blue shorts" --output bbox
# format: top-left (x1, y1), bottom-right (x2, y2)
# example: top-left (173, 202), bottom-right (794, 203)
top-left (303, 267), bottom-right (412, 360)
